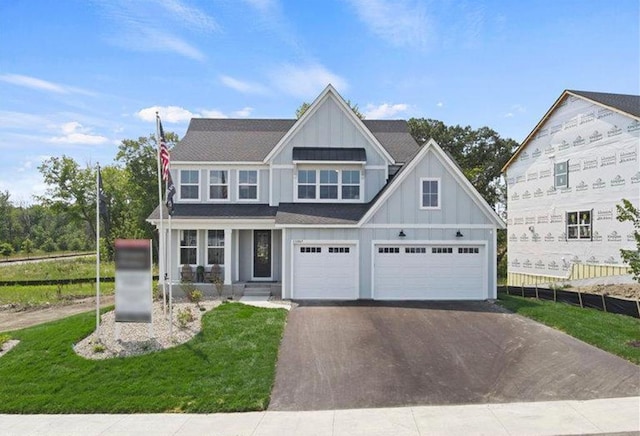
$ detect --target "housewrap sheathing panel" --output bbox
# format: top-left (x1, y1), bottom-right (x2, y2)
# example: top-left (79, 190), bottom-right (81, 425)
top-left (506, 94), bottom-right (639, 278)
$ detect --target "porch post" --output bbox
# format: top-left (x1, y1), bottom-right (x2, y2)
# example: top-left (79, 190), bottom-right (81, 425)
top-left (224, 228), bottom-right (233, 285)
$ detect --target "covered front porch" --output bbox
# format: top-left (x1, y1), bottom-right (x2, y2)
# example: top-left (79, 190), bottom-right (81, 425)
top-left (159, 226), bottom-right (282, 298)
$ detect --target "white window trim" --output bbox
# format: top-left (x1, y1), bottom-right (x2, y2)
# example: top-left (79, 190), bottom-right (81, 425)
top-left (419, 177), bottom-right (441, 210)
top-left (206, 230), bottom-right (225, 266)
top-left (237, 169), bottom-right (260, 202)
top-left (294, 167), bottom-right (364, 203)
top-left (180, 229), bottom-right (199, 266)
top-left (208, 169), bottom-right (230, 202)
top-left (179, 169), bottom-right (201, 202)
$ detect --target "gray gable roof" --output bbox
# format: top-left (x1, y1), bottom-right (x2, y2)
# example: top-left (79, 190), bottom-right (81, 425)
top-left (171, 118), bottom-right (418, 163)
top-left (275, 203), bottom-right (370, 225)
top-left (568, 90), bottom-right (640, 118)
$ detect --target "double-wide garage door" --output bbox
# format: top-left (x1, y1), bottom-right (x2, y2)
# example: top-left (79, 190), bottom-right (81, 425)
top-left (293, 243), bottom-right (358, 299)
top-left (374, 244), bottom-right (486, 300)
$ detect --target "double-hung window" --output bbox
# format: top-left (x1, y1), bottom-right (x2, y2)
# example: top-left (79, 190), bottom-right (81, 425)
top-left (180, 230), bottom-right (197, 265)
top-left (207, 230), bottom-right (224, 265)
top-left (420, 178), bottom-right (440, 209)
top-left (554, 161), bottom-right (568, 188)
top-left (209, 170), bottom-right (228, 200)
top-left (319, 170), bottom-right (338, 199)
top-left (342, 170), bottom-right (360, 199)
top-left (296, 168), bottom-right (361, 201)
top-left (297, 170), bottom-right (316, 199)
top-left (238, 170), bottom-right (258, 200)
top-left (567, 211), bottom-right (591, 240)
top-left (180, 170), bottom-right (199, 200)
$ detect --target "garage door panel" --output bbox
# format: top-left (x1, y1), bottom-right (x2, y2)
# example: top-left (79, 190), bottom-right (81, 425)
top-left (374, 245), bottom-right (485, 300)
top-left (293, 244), bottom-right (357, 300)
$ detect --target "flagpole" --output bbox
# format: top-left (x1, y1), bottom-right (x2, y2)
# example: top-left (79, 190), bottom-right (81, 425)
top-left (95, 163), bottom-right (100, 335)
top-left (168, 212), bottom-right (173, 338)
top-left (156, 112), bottom-right (166, 316)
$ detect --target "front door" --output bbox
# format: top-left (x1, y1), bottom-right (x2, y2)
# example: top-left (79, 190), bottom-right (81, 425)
top-left (253, 230), bottom-right (271, 279)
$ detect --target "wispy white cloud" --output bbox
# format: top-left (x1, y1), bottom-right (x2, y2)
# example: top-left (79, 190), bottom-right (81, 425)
top-left (269, 63), bottom-right (348, 99)
top-left (242, 0), bottom-right (277, 14)
top-left (96, 0), bottom-right (217, 61)
top-left (436, 102), bottom-right (444, 107)
top-left (220, 75), bottom-right (269, 95)
top-left (504, 104), bottom-right (526, 118)
top-left (347, 0), bottom-right (432, 50)
top-left (48, 122), bottom-right (109, 145)
top-left (364, 103), bottom-right (409, 119)
top-left (232, 107), bottom-right (254, 117)
top-left (137, 105), bottom-right (253, 121)
top-left (0, 74), bottom-right (95, 96)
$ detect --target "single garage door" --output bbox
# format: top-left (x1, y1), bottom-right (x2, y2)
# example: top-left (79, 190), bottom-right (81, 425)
top-left (293, 243), bottom-right (358, 299)
top-left (374, 244), bottom-right (486, 300)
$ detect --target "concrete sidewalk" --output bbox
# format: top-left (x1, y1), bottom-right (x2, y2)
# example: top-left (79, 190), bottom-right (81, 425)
top-left (0, 397), bottom-right (638, 435)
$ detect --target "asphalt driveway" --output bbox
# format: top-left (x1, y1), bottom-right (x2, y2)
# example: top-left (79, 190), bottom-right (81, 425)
top-left (268, 301), bottom-right (640, 411)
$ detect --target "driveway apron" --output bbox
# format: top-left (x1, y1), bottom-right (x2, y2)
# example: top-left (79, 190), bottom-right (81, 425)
top-left (268, 301), bottom-right (640, 411)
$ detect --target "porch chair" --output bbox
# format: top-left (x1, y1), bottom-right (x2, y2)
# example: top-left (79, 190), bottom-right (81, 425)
top-left (180, 264), bottom-right (194, 282)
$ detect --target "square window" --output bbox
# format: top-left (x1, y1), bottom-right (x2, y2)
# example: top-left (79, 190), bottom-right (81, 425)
top-left (567, 210), bottom-right (592, 240)
top-left (180, 170), bottom-right (199, 199)
top-left (209, 170), bottom-right (228, 200)
top-left (238, 170), bottom-right (258, 200)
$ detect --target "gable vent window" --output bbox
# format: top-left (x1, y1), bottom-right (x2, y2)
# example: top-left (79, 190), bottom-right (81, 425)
top-left (378, 247), bottom-right (400, 253)
top-left (554, 161), bottom-right (569, 188)
top-left (432, 247), bottom-right (453, 254)
top-left (567, 210), bottom-right (592, 240)
top-left (420, 178), bottom-right (440, 209)
top-left (180, 170), bottom-right (199, 200)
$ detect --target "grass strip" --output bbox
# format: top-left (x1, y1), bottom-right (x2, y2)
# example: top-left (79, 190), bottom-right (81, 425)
top-left (497, 293), bottom-right (640, 364)
top-left (0, 283), bottom-right (115, 306)
top-left (0, 302), bottom-right (287, 413)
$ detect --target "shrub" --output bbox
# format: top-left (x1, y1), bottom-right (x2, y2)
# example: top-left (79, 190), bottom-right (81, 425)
top-left (176, 307), bottom-right (195, 328)
top-left (0, 334), bottom-right (11, 351)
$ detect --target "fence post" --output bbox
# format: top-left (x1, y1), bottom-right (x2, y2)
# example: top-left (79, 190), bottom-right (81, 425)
top-left (601, 293), bottom-right (607, 313)
top-left (553, 287), bottom-right (557, 302)
top-left (521, 283), bottom-right (524, 297)
top-left (577, 290), bottom-right (583, 308)
top-left (535, 283), bottom-right (539, 300)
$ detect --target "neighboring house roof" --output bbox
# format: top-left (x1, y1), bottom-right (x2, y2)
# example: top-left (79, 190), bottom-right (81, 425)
top-left (502, 89), bottom-right (640, 171)
top-left (275, 203), bottom-right (370, 225)
top-left (148, 203), bottom-right (278, 220)
top-left (292, 147), bottom-right (367, 162)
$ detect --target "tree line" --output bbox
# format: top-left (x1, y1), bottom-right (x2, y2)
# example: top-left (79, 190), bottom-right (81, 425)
top-left (0, 117), bottom-right (516, 268)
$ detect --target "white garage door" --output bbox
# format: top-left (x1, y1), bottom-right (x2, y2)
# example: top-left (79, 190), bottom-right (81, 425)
top-left (293, 243), bottom-right (358, 299)
top-left (374, 244), bottom-right (486, 300)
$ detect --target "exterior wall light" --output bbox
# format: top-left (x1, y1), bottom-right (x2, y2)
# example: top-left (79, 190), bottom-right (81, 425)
top-left (398, 230), bottom-right (406, 238)
top-left (455, 230), bottom-right (463, 238)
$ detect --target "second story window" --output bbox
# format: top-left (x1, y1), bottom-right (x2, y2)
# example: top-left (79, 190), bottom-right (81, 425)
top-left (298, 170), bottom-right (316, 199)
top-left (238, 170), bottom-right (258, 200)
top-left (180, 170), bottom-right (199, 200)
top-left (342, 170), bottom-right (360, 200)
top-left (319, 170), bottom-right (338, 199)
top-left (420, 178), bottom-right (440, 209)
top-left (554, 161), bottom-right (568, 188)
top-left (209, 170), bottom-right (228, 200)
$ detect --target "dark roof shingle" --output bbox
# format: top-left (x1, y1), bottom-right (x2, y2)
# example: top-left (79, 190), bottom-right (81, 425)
top-left (568, 90), bottom-right (640, 118)
top-left (172, 118), bottom-right (418, 163)
top-left (275, 203), bottom-right (371, 225)
top-left (148, 203), bottom-right (278, 220)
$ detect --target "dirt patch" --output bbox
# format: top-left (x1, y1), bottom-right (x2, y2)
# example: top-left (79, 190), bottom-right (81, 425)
top-left (571, 283), bottom-right (640, 300)
top-left (0, 296), bottom-right (114, 333)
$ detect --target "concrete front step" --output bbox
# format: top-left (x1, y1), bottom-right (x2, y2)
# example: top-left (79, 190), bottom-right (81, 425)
top-left (243, 288), bottom-right (272, 297)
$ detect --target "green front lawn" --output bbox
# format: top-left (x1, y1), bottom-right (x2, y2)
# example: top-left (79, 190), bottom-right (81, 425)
top-left (0, 256), bottom-right (115, 281)
top-left (0, 282), bottom-right (115, 306)
top-left (0, 302), bottom-right (287, 413)
top-left (497, 293), bottom-right (640, 364)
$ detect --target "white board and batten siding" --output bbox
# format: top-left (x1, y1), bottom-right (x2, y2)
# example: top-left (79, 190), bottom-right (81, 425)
top-left (291, 240), bottom-right (359, 299)
top-left (372, 241), bottom-right (488, 300)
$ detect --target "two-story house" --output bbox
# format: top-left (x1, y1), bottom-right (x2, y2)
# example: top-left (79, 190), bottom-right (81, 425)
top-left (149, 85), bottom-right (505, 300)
top-left (502, 90), bottom-right (640, 286)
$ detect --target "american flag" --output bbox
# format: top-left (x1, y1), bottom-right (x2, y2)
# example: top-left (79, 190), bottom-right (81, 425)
top-left (158, 118), bottom-right (170, 181)
top-left (166, 171), bottom-right (176, 216)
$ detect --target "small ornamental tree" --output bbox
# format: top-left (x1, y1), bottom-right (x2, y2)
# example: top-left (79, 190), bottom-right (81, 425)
top-left (616, 199), bottom-right (640, 282)
top-left (21, 238), bottom-right (34, 258)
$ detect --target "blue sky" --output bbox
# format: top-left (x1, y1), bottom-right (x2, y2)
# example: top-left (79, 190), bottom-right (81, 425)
top-left (1, 0), bottom-right (638, 203)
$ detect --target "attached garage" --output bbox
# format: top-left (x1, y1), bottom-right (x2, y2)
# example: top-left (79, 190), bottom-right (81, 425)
top-left (373, 243), bottom-right (487, 300)
top-left (292, 242), bottom-right (359, 299)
